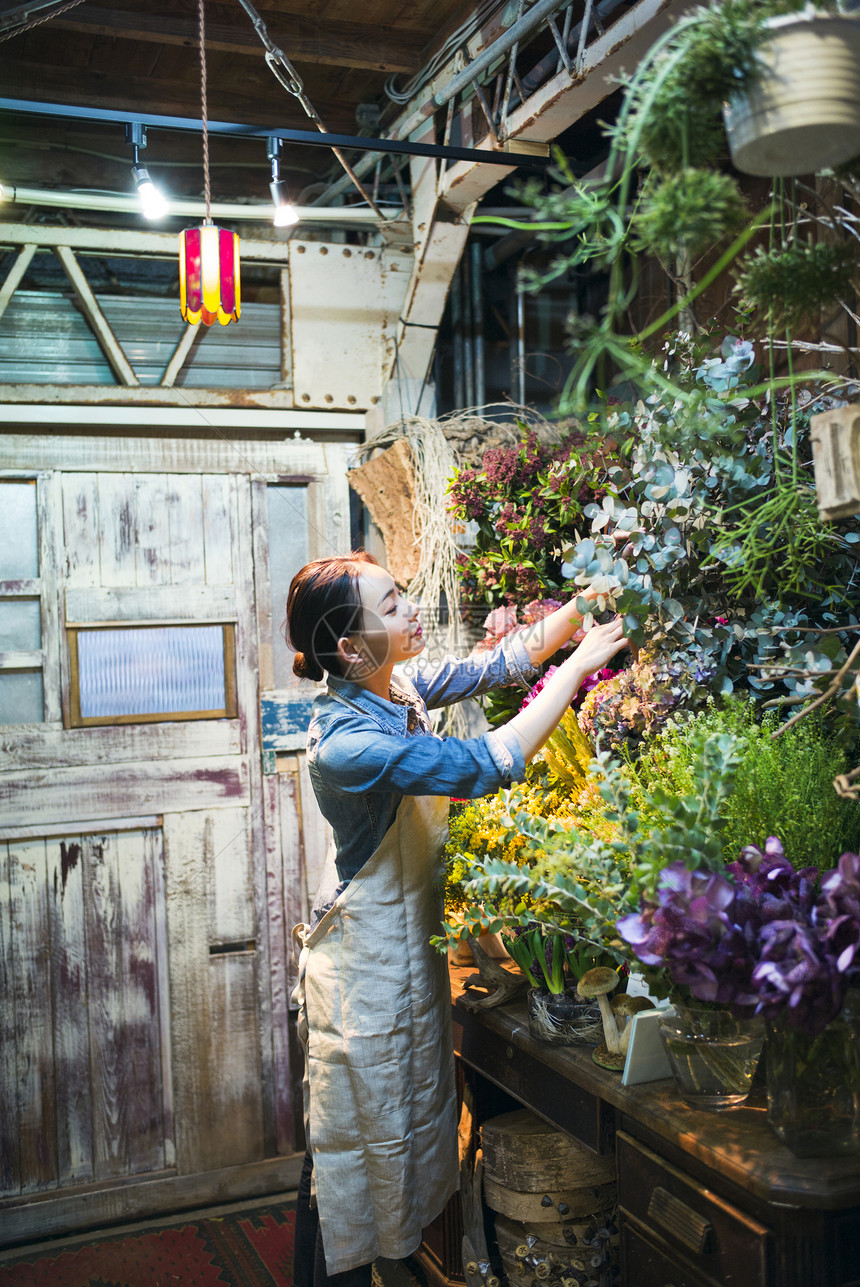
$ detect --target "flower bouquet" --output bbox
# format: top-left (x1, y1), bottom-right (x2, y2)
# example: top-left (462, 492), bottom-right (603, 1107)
top-left (617, 839), bottom-right (860, 1133)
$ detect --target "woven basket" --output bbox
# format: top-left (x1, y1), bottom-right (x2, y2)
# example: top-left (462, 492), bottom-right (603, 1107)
top-left (724, 12), bottom-right (860, 176)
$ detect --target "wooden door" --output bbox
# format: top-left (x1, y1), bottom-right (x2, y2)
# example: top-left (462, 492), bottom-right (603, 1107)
top-left (0, 436), bottom-right (351, 1242)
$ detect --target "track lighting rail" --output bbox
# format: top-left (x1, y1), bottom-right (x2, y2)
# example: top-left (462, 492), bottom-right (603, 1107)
top-left (0, 97), bottom-right (550, 172)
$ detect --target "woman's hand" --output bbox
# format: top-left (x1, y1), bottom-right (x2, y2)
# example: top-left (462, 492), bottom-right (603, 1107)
top-left (566, 616), bottom-right (628, 679)
top-left (508, 617), bottom-right (628, 764)
top-left (521, 585), bottom-right (605, 666)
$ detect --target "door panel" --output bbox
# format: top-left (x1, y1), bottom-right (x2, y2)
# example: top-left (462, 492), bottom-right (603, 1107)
top-left (0, 825), bottom-right (170, 1197)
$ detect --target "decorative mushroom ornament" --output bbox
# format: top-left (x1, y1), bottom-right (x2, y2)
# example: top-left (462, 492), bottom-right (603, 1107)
top-left (611, 994), bottom-right (656, 1056)
top-left (577, 967), bottom-right (625, 1070)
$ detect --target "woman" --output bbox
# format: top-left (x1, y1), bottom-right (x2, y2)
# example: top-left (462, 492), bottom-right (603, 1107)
top-left (286, 551), bottom-right (628, 1287)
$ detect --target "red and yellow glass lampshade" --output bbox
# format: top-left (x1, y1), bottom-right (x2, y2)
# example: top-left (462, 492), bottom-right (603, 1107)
top-left (179, 224), bottom-right (240, 326)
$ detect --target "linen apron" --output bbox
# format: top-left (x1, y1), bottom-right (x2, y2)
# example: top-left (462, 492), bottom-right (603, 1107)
top-left (292, 788), bottom-right (458, 1276)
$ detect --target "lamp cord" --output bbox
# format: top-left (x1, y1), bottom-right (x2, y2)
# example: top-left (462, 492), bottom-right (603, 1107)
top-left (197, 0), bottom-right (212, 224)
top-left (0, 0), bottom-right (88, 43)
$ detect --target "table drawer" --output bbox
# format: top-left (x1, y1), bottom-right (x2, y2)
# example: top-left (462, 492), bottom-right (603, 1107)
top-left (617, 1132), bottom-right (770, 1287)
top-left (621, 1218), bottom-right (719, 1287)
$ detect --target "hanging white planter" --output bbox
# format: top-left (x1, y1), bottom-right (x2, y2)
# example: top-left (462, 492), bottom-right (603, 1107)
top-left (723, 10), bottom-right (860, 177)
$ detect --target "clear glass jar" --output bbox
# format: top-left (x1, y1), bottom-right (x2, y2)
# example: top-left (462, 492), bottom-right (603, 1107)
top-left (657, 1005), bottom-right (765, 1110)
top-left (766, 1001), bottom-right (860, 1158)
top-left (526, 987), bottom-right (602, 1046)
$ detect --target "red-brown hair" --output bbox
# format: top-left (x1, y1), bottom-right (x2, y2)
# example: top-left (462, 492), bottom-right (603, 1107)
top-left (285, 550), bottom-right (378, 682)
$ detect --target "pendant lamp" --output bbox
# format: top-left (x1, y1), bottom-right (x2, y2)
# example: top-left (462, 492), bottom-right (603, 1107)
top-left (179, 0), bottom-right (240, 326)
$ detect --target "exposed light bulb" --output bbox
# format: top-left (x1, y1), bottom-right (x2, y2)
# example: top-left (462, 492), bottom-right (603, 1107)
top-left (132, 164), bottom-right (169, 220)
top-left (270, 178), bottom-right (299, 227)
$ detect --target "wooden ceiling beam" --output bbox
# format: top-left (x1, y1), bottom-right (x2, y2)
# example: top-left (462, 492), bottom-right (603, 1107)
top-left (0, 59), bottom-right (357, 132)
top-left (44, 5), bottom-right (423, 73)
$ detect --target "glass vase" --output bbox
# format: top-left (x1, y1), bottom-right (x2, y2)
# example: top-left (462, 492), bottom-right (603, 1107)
top-left (526, 987), bottom-right (602, 1046)
top-left (766, 1002), bottom-right (860, 1158)
top-left (657, 1005), bottom-right (765, 1110)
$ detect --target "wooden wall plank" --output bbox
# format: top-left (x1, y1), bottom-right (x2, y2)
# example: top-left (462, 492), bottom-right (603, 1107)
top-left (251, 478), bottom-right (275, 692)
top-left (0, 843), bottom-right (21, 1196)
top-left (164, 810), bottom-right (264, 1175)
top-left (83, 829), bottom-right (166, 1180)
top-left (64, 585), bottom-right (238, 625)
top-left (9, 838), bottom-right (58, 1193)
top-left (201, 474), bottom-right (234, 587)
top-left (278, 759), bottom-right (307, 952)
top-left (167, 475), bottom-right (205, 585)
top-left (83, 830), bottom-right (125, 1180)
top-left (0, 720), bottom-right (241, 773)
top-left (0, 756), bottom-right (250, 830)
top-left (115, 829), bottom-right (166, 1174)
top-left (148, 826), bottom-right (175, 1169)
top-left (97, 474), bottom-right (136, 588)
top-left (233, 472), bottom-right (278, 1156)
top-left (207, 808), bottom-right (256, 943)
top-left (38, 472), bottom-right (63, 724)
top-left (47, 836), bottom-right (94, 1186)
top-left (298, 756), bottom-right (331, 926)
top-left (1, 436), bottom-right (337, 478)
top-left (262, 771), bottom-right (294, 1155)
top-left (308, 444), bottom-right (353, 561)
top-left (133, 474), bottom-right (170, 587)
top-left (0, 1153), bottom-right (304, 1250)
top-left (61, 474), bottom-right (99, 588)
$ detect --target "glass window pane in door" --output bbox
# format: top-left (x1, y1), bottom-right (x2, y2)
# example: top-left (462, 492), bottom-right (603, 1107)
top-left (0, 599), bottom-right (42, 651)
top-left (266, 485), bottom-right (309, 690)
top-left (77, 625), bottom-right (227, 719)
top-left (0, 483), bottom-right (38, 580)
top-left (0, 671), bottom-right (43, 725)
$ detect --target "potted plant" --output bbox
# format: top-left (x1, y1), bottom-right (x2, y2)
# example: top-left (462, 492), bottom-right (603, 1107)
top-left (502, 925), bottom-right (606, 1046)
top-left (724, 5), bottom-right (860, 177)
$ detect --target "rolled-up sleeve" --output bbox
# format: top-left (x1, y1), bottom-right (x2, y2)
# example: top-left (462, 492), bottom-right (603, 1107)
top-left (409, 630), bottom-right (540, 710)
top-left (314, 720), bottom-right (527, 799)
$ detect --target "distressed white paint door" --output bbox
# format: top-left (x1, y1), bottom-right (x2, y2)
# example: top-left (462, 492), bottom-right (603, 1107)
top-left (1, 467), bottom-right (264, 1202)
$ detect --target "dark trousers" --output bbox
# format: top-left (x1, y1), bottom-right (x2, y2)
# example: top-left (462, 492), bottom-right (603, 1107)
top-left (294, 1150), bottom-right (374, 1287)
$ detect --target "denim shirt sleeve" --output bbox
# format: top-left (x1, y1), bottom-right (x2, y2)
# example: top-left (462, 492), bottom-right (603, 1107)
top-left (312, 717), bottom-right (527, 798)
top-left (407, 630), bottom-right (541, 710)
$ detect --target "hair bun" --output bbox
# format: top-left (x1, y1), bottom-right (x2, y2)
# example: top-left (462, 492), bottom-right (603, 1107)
top-left (293, 651), bottom-right (324, 683)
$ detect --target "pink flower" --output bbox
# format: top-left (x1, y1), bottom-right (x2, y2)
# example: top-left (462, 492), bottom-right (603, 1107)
top-left (522, 598), bottom-right (563, 624)
top-left (522, 666), bottom-right (559, 708)
top-left (471, 604), bottom-right (523, 654)
top-left (573, 667), bottom-right (615, 707)
top-left (521, 663), bottom-right (615, 710)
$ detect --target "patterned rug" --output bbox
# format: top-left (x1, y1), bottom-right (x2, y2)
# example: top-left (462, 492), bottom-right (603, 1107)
top-left (0, 1198), bottom-right (296, 1287)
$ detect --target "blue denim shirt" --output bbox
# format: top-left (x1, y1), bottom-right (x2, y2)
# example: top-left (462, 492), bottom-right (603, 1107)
top-left (306, 633), bottom-right (540, 881)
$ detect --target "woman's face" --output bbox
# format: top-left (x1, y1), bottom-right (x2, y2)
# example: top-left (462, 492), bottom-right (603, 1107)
top-left (351, 564), bottom-right (424, 672)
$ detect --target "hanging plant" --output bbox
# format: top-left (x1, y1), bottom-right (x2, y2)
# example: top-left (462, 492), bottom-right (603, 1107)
top-left (632, 168), bottom-right (748, 260)
top-left (735, 239), bottom-right (860, 332)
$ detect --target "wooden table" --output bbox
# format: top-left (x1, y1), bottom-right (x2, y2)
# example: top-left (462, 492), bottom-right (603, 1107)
top-left (439, 965), bottom-right (860, 1287)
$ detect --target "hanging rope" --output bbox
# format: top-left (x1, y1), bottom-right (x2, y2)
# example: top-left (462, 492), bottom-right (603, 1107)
top-left (0, 0), bottom-right (88, 42)
top-left (197, 0), bottom-right (212, 224)
top-left (234, 0), bottom-right (391, 220)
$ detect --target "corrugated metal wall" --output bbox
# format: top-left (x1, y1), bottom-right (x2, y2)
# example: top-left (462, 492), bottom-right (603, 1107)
top-left (0, 291), bottom-right (282, 387)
